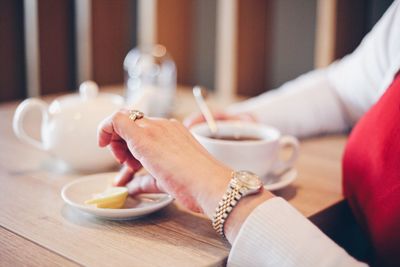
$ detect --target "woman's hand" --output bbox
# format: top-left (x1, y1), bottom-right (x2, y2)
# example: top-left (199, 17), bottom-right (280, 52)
top-left (183, 112), bottom-right (257, 128)
top-left (98, 109), bottom-right (275, 243)
top-left (97, 109), bottom-right (232, 216)
top-left (113, 111), bottom-right (257, 194)
top-left (114, 164), bottom-right (165, 195)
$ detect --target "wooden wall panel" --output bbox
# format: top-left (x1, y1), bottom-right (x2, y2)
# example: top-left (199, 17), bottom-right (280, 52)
top-left (38, 0), bottom-right (76, 95)
top-left (236, 0), bottom-right (274, 96)
top-left (192, 0), bottom-right (217, 90)
top-left (314, 0), bottom-right (337, 68)
top-left (0, 0), bottom-right (26, 102)
top-left (334, 0), bottom-right (368, 59)
top-left (157, 0), bottom-right (194, 86)
top-left (92, 0), bottom-right (136, 86)
top-left (315, 0), bottom-right (370, 68)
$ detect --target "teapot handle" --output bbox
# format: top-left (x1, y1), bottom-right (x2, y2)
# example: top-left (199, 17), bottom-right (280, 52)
top-left (13, 98), bottom-right (49, 151)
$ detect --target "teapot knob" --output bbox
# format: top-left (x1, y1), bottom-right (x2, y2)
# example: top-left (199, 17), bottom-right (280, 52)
top-left (79, 81), bottom-right (99, 100)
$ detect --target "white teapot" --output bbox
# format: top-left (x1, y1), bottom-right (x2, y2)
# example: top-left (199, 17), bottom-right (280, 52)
top-left (13, 81), bottom-right (124, 172)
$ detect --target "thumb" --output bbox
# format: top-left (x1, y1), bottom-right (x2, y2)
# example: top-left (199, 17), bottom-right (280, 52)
top-left (126, 174), bottom-right (164, 195)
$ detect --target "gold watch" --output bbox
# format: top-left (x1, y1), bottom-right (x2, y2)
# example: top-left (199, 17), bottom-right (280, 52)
top-left (212, 170), bottom-right (263, 237)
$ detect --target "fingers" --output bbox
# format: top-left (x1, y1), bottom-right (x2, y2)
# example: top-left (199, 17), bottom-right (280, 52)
top-left (114, 164), bottom-right (135, 186)
top-left (183, 112), bottom-right (249, 128)
top-left (114, 162), bottom-right (143, 186)
top-left (236, 113), bottom-right (257, 122)
top-left (98, 114), bottom-right (118, 147)
top-left (97, 109), bottom-right (142, 147)
top-left (183, 113), bottom-right (206, 128)
top-left (109, 138), bottom-right (130, 164)
top-left (126, 173), bottom-right (164, 195)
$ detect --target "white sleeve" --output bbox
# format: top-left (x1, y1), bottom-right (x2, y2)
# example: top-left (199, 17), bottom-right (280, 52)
top-left (227, 70), bottom-right (348, 138)
top-left (226, 0), bottom-right (400, 138)
top-left (228, 197), bottom-right (367, 267)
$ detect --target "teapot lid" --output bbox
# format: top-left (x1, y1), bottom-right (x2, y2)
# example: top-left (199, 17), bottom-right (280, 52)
top-left (79, 81), bottom-right (99, 100)
top-left (49, 81), bottom-right (124, 114)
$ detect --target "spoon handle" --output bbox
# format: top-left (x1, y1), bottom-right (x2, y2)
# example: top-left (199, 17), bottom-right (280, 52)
top-left (193, 86), bottom-right (218, 135)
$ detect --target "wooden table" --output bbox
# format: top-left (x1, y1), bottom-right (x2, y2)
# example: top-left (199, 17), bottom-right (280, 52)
top-left (0, 88), bottom-right (347, 266)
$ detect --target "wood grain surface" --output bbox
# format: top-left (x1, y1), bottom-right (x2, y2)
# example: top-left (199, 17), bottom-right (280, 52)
top-left (0, 87), bottom-right (346, 266)
top-left (0, 227), bottom-right (79, 267)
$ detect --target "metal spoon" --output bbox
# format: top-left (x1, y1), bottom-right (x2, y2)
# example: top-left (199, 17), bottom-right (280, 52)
top-left (192, 86), bottom-right (218, 136)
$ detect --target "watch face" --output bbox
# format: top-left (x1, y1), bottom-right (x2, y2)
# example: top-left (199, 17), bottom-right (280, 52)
top-left (235, 171), bottom-right (262, 190)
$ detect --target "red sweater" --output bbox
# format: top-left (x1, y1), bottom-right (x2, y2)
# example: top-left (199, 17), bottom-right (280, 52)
top-left (343, 73), bottom-right (400, 267)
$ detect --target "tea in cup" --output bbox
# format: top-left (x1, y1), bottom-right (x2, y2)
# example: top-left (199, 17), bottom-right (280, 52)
top-left (190, 121), bottom-right (299, 179)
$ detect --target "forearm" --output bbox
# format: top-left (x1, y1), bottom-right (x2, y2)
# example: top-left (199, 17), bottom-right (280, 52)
top-left (198, 169), bottom-right (366, 266)
top-left (226, 69), bottom-right (350, 138)
top-left (227, 0), bottom-right (400, 139)
top-left (228, 198), bottom-right (367, 267)
top-left (223, 189), bottom-right (274, 243)
top-left (193, 161), bottom-right (275, 244)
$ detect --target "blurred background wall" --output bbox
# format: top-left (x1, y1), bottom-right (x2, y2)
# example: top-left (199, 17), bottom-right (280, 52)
top-left (0, 0), bottom-right (394, 102)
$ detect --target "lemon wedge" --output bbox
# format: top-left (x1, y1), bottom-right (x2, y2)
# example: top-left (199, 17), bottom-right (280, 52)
top-left (85, 187), bottom-right (128, 209)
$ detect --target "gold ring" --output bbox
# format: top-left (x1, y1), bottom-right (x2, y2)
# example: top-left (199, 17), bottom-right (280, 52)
top-left (128, 110), bottom-right (144, 121)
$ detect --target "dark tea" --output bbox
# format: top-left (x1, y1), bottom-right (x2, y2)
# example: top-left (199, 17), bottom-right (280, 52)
top-left (208, 135), bottom-right (262, 141)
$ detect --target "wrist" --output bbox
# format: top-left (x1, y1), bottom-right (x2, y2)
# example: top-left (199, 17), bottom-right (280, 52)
top-left (224, 190), bottom-right (274, 243)
top-left (206, 169), bottom-right (275, 243)
top-left (194, 163), bottom-right (232, 218)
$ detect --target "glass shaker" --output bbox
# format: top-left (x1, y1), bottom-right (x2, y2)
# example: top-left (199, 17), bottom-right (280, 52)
top-left (123, 44), bottom-right (176, 118)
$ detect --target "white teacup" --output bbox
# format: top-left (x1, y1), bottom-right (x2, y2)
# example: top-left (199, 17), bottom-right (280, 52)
top-left (190, 121), bottom-right (299, 179)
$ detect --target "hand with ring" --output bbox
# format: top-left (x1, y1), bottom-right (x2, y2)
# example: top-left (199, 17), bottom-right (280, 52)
top-left (107, 109), bottom-right (255, 201)
top-left (97, 109), bottom-right (234, 215)
top-left (98, 109), bottom-right (274, 242)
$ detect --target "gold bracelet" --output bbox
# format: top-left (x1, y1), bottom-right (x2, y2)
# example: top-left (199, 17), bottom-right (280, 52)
top-left (212, 179), bottom-right (243, 237)
top-left (211, 171), bottom-right (262, 238)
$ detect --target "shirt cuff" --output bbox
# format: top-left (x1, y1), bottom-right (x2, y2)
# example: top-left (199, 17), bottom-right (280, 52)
top-left (228, 197), bottom-right (366, 267)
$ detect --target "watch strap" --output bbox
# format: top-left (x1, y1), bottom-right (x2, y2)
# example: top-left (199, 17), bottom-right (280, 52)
top-left (212, 179), bottom-right (243, 237)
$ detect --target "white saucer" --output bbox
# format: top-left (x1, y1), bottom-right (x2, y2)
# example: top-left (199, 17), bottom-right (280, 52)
top-left (262, 168), bottom-right (297, 191)
top-left (61, 172), bottom-right (174, 220)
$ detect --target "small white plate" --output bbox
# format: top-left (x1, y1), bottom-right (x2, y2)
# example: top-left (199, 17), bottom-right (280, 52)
top-left (61, 172), bottom-right (173, 220)
top-left (263, 168), bottom-right (297, 191)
